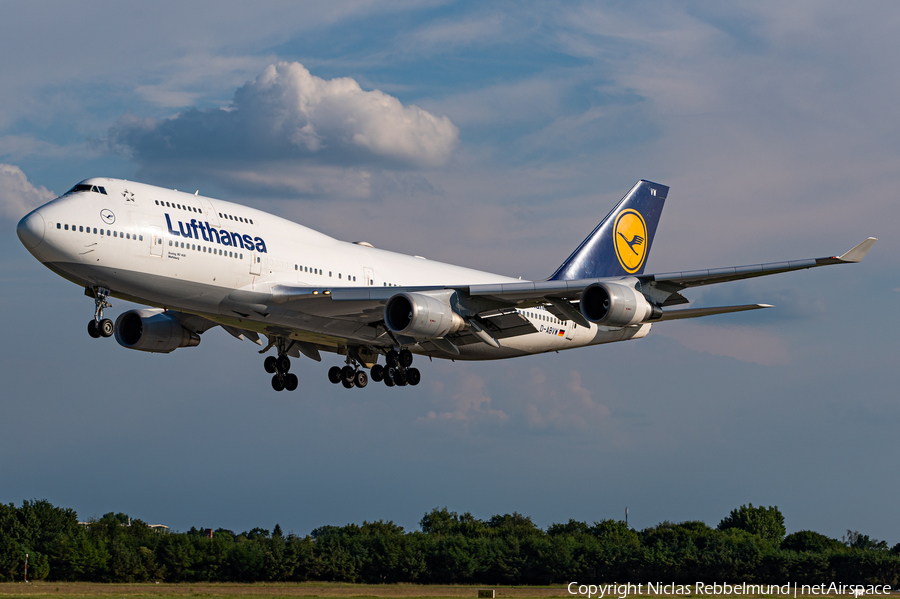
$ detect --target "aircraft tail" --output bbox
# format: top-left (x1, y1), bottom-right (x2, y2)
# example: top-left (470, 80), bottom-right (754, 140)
top-left (548, 180), bottom-right (668, 280)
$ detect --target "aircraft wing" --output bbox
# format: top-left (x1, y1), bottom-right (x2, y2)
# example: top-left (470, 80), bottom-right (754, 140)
top-left (465, 237), bottom-right (877, 309)
top-left (250, 237), bottom-right (875, 345)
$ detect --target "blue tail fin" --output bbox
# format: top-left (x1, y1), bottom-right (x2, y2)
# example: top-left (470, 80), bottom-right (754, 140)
top-left (548, 180), bottom-right (668, 280)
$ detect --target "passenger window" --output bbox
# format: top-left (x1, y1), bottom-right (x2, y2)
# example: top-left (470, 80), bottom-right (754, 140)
top-left (93, 228), bottom-right (97, 234)
top-left (166, 202), bottom-right (171, 207)
top-left (240, 254), bottom-right (243, 259)
top-left (338, 273), bottom-right (341, 279)
top-left (79, 226), bottom-right (83, 232)
top-left (126, 233), bottom-right (130, 239)
top-left (65, 224), bottom-right (68, 230)
top-left (249, 219), bottom-right (253, 224)
top-left (218, 213), bottom-right (222, 217)
top-left (139, 235), bottom-right (143, 241)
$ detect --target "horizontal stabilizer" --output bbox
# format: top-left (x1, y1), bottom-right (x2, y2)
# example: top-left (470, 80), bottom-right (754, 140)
top-left (656, 304), bottom-right (773, 321)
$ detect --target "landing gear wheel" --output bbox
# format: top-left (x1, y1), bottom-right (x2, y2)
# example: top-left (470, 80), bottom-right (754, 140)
top-left (354, 370), bottom-right (368, 388)
top-left (399, 349), bottom-right (413, 368)
top-left (386, 350), bottom-right (400, 368)
top-left (341, 365), bottom-right (355, 383)
top-left (87, 320), bottom-right (100, 338)
top-left (98, 318), bottom-right (114, 338)
top-left (328, 366), bottom-right (342, 384)
top-left (341, 377), bottom-right (355, 389)
top-left (276, 355), bottom-right (291, 373)
top-left (271, 375), bottom-right (285, 392)
top-left (395, 369), bottom-right (408, 386)
top-left (407, 367), bottom-right (421, 386)
top-left (284, 373), bottom-right (299, 391)
top-left (264, 356), bottom-right (278, 374)
top-left (370, 364), bottom-right (384, 382)
top-left (383, 372), bottom-right (395, 387)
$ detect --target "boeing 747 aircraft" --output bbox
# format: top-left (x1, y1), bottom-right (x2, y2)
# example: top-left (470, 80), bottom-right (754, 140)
top-left (16, 178), bottom-right (875, 391)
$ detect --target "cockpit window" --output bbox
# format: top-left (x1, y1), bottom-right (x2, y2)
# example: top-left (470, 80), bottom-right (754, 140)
top-left (65, 184), bottom-right (108, 195)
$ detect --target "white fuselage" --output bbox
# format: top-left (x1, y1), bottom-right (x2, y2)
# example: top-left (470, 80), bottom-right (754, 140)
top-left (20, 177), bottom-right (650, 361)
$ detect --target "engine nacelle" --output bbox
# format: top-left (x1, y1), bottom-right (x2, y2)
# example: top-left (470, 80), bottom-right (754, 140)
top-left (114, 309), bottom-right (201, 353)
top-left (384, 292), bottom-right (466, 338)
top-left (579, 282), bottom-right (656, 326)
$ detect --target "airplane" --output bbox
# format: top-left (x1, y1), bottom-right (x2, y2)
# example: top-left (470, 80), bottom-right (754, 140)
top-left (16, 178), bottom-right (876, 392)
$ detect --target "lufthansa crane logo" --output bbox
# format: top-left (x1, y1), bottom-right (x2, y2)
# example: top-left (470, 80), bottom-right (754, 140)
top-left (613, 209), bottom-right (647, 273)
top-left (100, 209), bottom-right (116, 225)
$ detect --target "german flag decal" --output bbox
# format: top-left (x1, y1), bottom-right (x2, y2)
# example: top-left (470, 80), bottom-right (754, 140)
top-left (558, 329), bottom-right (566, 337)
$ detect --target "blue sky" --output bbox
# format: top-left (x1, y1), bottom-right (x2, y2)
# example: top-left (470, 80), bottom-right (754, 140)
top-left (1, 1), bottom-right (898, 543)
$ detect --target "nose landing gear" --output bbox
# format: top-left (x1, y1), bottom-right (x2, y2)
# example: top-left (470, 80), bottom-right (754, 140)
top-left (86, 287), bottom-right (114, 339)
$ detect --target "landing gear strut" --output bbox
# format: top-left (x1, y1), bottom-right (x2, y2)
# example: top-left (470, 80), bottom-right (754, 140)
top-left (383, 349), bottom-right (420, 387)
top-left (263, 337), bottom-right (298, 392)
top-left (328, 348), bottom-right (420, 390)
top-left (87, 287), bottom-right (114, 339)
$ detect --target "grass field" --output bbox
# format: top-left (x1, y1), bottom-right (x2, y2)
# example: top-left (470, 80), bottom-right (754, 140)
top-left (0, 582), bottom-right (862, 599)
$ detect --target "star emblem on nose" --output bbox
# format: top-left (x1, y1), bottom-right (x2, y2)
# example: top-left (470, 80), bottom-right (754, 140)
top-left (122, 190), bottom-right (135, 202)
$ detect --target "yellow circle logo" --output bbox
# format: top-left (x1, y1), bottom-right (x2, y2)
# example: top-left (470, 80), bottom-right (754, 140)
top-left (614, 209), bottom-right (648, 273)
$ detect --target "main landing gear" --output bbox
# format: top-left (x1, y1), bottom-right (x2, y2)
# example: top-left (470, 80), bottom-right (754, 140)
top-left (327, 348), bottom-right (420, 390)
top-left (263, 338), bottom-right (298, 392)
top-left (86, 287), bottom-right (114, 339)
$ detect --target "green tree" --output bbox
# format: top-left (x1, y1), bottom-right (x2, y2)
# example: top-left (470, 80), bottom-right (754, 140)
top-left (782, 530), bottom-right (844, 553)
top-left (717, 504), bottom-right (786, 546)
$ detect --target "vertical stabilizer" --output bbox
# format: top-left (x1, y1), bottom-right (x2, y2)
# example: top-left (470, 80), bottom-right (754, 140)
top-left (548, 180), bottom-right (668, 280)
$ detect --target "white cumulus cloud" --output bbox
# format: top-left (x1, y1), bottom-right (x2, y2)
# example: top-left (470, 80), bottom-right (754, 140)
top-left (0, 164), bottom-right (55, 221)
top-left (110, 62), bottom-right (459, 175)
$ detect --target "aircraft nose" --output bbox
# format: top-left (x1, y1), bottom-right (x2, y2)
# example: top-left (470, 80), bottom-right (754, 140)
top-left (17, 210), bottom-right (45, 249)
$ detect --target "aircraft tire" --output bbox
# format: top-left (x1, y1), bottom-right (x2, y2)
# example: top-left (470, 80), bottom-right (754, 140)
top-left (264, 356), bottom-right (278, 374)
top-left (271, 375), bottom-right (285, 392)
top-left (399, 349), bottom-right (413, 368)
top-left (386, 350), bottom-right (400, 368)
top-left (328, 366), bottom-right (342, 384)
top-left (99, 318), bottom-right (114, 338)
top-left (276, 355), bottom-right (291, 373)
top-left (341, 377), bottom-right (355, 389)
top-left (87, 320), bottom-right (100, 338)
top-left (284, 373), bottom-right (299, 391)
top-left (383, 373), bottom-right (395, 387)
top-left (370, 364), bottom-right (384, 382)
top-left (395, 370), bottom-right (408, 386)
top-left (354, 370), bottom-right (368, 388)
top-left (341, 365), bottom-right (355, 382)
top-left (407, 368), bottom-right (421, 386)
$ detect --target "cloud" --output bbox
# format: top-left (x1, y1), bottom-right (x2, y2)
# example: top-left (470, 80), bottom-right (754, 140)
top-left (0, 163), bottom-right (56, 221)
top-left (654, 321), bottom-right (791, 367)
top-left (418, 373), bottom-right (508, 425)
top-left (524, 368), bottom-right (611, 431)
top-left (110, 62), bottom-right (459, 183)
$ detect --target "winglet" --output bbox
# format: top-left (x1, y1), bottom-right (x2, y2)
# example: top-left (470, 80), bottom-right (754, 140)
top-left (838, 237), bottom-right (877, 263)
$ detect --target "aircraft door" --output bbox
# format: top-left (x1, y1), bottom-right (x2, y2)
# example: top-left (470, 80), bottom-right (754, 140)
top-left (250, 253), bottom-right (262, 275)
top-left (150, 226), bottom-right (163, 257)
top-left (565, 324), bottom-right (576, 340)
top-left (364, 267), bottom-right (375, 286)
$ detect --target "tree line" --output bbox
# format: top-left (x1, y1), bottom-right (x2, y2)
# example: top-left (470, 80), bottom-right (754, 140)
top-left (1, 500), bottom-right (898, 585)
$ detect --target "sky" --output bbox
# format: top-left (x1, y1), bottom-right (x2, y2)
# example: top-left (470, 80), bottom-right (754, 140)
top-left (1, 1), bottom-right (898, 544)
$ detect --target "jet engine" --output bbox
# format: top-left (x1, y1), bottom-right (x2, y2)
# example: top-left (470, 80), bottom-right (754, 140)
top-left (579, 282), bottom-right (658, 326)
top-left (114, 309), bottom-right (201, 353)
top-left (384, 292), bottom-right (466, 338)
